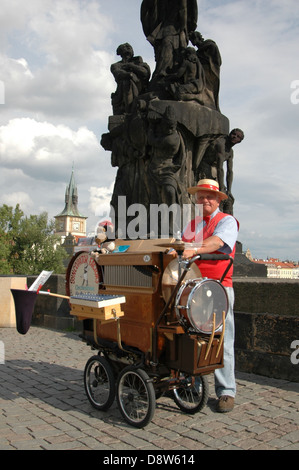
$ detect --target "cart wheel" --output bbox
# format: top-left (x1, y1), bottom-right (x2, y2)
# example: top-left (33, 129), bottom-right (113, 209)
top-left (173, 374), bottom-right (209, 414)
top-left (116, 367), bottom-right (156, 428)
top-left (84, 355), bottom-right (115, 411)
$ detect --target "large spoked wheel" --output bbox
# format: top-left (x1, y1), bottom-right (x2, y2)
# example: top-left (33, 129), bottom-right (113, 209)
top-left (84, 355), bottom-right (115, 411)
top-left (173, 374), bottom-right (209, 414)
top-left (116, 367), bottom-right (156, 428)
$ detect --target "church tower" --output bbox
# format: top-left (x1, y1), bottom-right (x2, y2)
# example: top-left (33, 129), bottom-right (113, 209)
top-left (55, 168), bottom-right (87, 239)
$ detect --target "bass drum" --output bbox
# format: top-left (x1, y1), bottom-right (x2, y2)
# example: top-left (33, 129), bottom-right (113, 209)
top-left (175, 279), bottom-right (228, 334)
top-left (66, 251), bottom-right (103, 297)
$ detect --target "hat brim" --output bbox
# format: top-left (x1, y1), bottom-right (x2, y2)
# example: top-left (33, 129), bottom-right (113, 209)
top-left (188, 186), bottom-right (228, 200)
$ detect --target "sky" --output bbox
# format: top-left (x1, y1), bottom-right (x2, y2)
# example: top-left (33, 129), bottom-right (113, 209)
top-left (0, 0), bottom-right (298, 261)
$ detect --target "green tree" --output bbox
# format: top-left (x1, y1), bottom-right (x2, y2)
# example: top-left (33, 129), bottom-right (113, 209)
top-left (0, 204), bottom-right (23, 274)
top-left (0, 204), bottom-right (68, 275)
top-left (0, 234), bottom-right (11, 274)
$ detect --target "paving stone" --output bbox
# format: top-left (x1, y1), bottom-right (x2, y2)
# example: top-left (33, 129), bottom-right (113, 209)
top-left (0, 326), bottom-right (298, 451)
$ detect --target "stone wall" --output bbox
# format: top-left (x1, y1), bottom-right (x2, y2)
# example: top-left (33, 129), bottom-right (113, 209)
top-left (234, 311), bottom-right (299, 382)
top-left (28, 275), bottom-right (299, 382)
top-left (234, 278), bottom-right (299, 382)
top-left (27, 275), bottom-right (80, 331)
top-left (234, 278), bottom-right (299, 316)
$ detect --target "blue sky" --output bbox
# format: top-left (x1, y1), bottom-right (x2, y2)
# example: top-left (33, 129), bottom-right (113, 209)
top-left (0, 0), bottom-right (298, 260)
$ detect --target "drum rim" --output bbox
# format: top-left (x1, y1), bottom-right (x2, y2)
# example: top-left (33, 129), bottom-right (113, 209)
top-left (175, 278), bottom-right (201, 317)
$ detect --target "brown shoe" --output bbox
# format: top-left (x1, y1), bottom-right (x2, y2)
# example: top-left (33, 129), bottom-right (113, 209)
top-left (216, 395), bottom-right (234, 413)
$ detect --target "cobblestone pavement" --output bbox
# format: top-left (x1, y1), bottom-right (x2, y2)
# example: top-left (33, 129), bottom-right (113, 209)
top-left (0, 326), bottom-right (298, 451)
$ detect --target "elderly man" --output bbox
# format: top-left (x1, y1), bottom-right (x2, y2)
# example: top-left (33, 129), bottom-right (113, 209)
top-left (182, 179), bottom-right (239, 412)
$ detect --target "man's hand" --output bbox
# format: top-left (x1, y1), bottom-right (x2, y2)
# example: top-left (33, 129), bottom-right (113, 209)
top-left (183, 248), bottom-right (198, 259)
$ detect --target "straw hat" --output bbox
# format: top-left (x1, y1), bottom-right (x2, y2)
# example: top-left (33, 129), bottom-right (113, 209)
top-left (188, 179), bottom-right (228, 200)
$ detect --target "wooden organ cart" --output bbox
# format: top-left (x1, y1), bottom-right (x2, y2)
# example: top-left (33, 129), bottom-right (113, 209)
top-left (67, 239), bottom-right (232, 428)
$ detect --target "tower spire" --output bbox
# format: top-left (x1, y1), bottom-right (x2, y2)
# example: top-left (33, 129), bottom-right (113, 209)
top-left (56, 167), bottom-right (84, 218)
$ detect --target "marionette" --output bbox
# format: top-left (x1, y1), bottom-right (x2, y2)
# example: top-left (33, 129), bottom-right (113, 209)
top-left (95, 220), bottom-right (115, 254)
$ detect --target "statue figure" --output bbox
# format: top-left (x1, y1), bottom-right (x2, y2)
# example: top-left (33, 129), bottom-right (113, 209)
top-left (141, 0), bottom-right (198, 80)
top-left (101, 125), bottom-right (136, 217)
top-left (101, 104), bottom-right (150, 235)
top-left (147, 106), bottom-right (182, 204)
top-left (166, 46), bottom-right (205, 102)
top-left (110, 43), bottom-right (151, 115)
top-left (189, 31), bottom-right (222, 111)
top-left (196, 128), bottom-right (244, 214)
top-left (147, 105), bottom-right (185, 233)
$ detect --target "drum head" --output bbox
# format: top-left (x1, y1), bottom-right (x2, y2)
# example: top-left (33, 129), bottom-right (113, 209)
top-left (162, 258), bottom-right (202, 302)
top-left (188, 279), bottom-right (228, 333)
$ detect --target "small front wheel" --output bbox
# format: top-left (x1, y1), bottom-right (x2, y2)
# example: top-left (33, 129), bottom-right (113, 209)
top-left (84, 355), bottom-right (115, 411)
top-left (116, 367), bottom-right (156, 428)
top-left (173, 374), bottom-right (209, 414)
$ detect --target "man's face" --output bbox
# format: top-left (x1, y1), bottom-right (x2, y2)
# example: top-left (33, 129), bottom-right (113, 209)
top-left (195, 191), bottom-right (221, 216)
top-left (229, 130), bottom-right (243, 145)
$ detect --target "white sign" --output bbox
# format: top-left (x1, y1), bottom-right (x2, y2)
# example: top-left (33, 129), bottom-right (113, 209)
top-left (29, 271), bottom-right (53, 292)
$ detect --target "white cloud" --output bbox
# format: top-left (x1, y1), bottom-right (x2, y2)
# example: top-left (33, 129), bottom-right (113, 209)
top-left (28, 1), bottom-right (113, 60)
top-left (0, 0), bottom-right (116, 123)
top-left (0, 118), bottom-right (100, 180)
top-left (89, 182), bottom-right (115, 218)
top-left (2, 191), bottom-right (33, 213)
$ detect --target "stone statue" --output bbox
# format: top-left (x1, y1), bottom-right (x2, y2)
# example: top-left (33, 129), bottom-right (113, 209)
top-left (166, 46), bottom-right (205, 102)
top-left (147, 106), bottom-right (181, 204)
top-left (189, 31), bottom-right (222, 111)
top-left (101, 105), bottom-right (150, 235)
top-left (110, 43), bottom-right (150, 115)
top-left (197, 128), bottom-right (245, 214)
top-left (140, 0), bottom-right (198, 80)
top-left (101, 124), bottom-right (136, 218)
top-left (99, 1), bottom-right (243, 236)
top-left (147, 105), bottom-right (185, 234)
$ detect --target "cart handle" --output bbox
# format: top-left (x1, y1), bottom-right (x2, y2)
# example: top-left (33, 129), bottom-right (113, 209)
top-left (186, 254), bottom-right (233, 284)
top-left (189, 253), bottom-right (232, 262)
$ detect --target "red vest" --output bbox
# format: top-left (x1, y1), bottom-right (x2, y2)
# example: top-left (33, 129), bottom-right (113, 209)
top-left (182, 212), bottom-right (238, 287)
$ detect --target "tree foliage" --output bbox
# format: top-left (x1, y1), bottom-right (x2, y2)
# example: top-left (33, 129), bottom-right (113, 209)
top-left (0, 204), bottom-right (68, 275)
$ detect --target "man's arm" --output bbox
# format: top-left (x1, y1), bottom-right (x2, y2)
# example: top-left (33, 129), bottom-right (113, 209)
top-left (183, 235), bottom-right (224, 258)
top-left (182, 215), bottom-right (238, 259)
